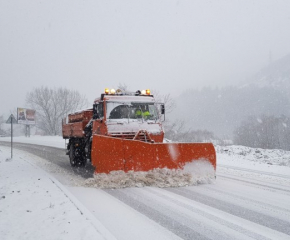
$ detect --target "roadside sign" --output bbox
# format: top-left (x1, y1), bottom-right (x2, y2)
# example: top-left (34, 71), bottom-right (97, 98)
top-left (6, 114), bottom-right (17, 124)
top-left (5, 114), bottom-right (17, 159)
top-left (17, 108), bottom-right (36, 125)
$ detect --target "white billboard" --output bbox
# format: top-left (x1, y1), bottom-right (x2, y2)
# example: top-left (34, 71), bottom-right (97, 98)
top-left (17, 108), bottom-right (36, 125)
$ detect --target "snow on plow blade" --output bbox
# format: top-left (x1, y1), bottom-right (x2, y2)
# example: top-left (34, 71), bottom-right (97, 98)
top-left (91, 135), bottom-right (216, 174)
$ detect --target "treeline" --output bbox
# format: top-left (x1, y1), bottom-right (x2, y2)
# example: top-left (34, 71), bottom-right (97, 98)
top-left (234, 115), bottom-right (290, 150)
top-left (172, 85), bottom-right (290, 139)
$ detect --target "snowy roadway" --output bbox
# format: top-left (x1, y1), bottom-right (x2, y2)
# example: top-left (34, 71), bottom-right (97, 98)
top-left (1, 137), bottom-right (290, 240)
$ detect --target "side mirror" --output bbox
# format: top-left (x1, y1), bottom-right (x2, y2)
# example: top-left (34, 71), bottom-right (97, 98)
top-left (93, 104), bottom-right (99, 119)
top-left (161, 104), bottom-right (165, 114)
top-left (160, 104), bottom-right (165, 121)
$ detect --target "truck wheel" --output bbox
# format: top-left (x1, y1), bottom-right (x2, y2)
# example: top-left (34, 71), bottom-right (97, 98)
top-left (69, 144), bottom-right (77, 167)
top-left (77, 157), bottom-right (87, 167)
top-left (70, 145), bottom-right (87, 167)
top-left (75, 147), bottom-right (87, 167)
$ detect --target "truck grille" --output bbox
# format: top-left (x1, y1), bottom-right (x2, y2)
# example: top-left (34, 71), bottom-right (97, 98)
top-left (110, 132), bottom-right (136, 140)
top-left (109, 131), bottom-right (152, 142)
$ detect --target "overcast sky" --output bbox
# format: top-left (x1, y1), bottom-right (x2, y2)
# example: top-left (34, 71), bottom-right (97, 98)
top-left (1, 0), bottom-right (290, 117)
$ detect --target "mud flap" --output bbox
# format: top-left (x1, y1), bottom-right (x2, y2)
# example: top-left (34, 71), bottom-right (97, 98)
top-left (91, 135), bottom-right (216, 174)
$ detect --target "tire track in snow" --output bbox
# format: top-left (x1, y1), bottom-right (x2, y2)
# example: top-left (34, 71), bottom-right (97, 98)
top-left (219, 164), bottom-right (290, 180)
top-left (105, 189), bottom-right (214, 240)
top-left (202, 184), bottom-right (290, 216)
top-left (106, 188), bottom-right (274, 240)
top-left (218, 174), bottom-right (290, 194)
top-left (167, 188), bottom-right (290, 236)
top-left (143, 188), bottom-right (270, 240)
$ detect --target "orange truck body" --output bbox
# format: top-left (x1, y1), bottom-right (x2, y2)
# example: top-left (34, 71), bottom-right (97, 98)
top-left (62, 91), bottom-right (216, 174)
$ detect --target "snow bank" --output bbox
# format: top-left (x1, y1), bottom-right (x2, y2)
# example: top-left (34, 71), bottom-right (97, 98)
top-left (0, 147), bottom-right (114, 240)
top-left (216, 145), bottom-right (290, 167)
top-left (84, 160), bottom-right (215, 189)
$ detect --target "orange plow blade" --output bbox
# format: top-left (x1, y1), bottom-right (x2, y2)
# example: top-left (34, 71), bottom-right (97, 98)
top-left (91, 135), bottom-right (216, 174)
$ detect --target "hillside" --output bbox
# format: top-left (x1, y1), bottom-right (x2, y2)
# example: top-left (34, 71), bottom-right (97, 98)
top-left (248, 53), bottom-right (290, 90)
top-left (170, 53), bottom-right (290, 139)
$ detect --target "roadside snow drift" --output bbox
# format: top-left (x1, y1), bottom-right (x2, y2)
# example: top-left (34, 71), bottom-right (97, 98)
top-left (216, 145), bottom-right (290, 167)
top-left (0, 148), bottom-right (113, 240)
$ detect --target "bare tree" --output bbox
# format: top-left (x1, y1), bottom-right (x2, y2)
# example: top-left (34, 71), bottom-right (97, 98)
top-left (164, 119), bottom-right (188, 141)
top-left (117, 83), bottom-right (128, 92)
top-left (26, 87), bottom-right (89, 135)
top-left (151, 90), bottom-right (175, 114)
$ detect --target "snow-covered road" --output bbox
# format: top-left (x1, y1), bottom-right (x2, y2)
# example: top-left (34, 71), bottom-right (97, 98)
top-left (68, 170), bottom-right (290, 240)
top-left (1, 137), bottom-right (290, 240)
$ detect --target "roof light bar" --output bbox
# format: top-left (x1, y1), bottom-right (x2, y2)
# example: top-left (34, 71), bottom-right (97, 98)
top-left (116, 89), bottom-right (123, 95)
top-left (105, 88), bottom-right (151, 96)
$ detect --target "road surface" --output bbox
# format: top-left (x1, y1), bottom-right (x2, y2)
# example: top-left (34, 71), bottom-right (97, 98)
top-left (1, 141), bottom-right (290, 240)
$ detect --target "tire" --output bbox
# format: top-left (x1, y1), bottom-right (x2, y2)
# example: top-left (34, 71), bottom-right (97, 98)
top-left (77, 157), bottom-right (87, 167)
top-left (69, 144), bottom-right (87, 168)
top-left (69, 144), bottom-right (77, 167)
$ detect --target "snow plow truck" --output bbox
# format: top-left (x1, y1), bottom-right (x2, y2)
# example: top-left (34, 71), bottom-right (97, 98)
top-left (62, 88), bottom-right (216, 174)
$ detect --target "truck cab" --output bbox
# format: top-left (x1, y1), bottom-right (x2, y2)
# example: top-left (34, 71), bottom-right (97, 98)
top-left (92, 91), bottom-right (164, 143)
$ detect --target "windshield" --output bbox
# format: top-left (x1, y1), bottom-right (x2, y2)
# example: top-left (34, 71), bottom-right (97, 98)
top-left (106, 102), bottom-right (158, 121)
